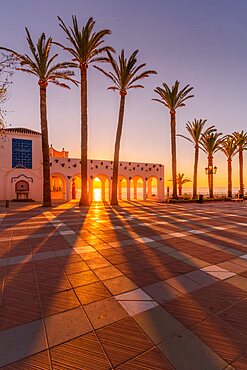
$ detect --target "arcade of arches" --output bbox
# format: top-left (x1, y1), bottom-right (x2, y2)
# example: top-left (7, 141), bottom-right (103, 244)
top-left (51, 174), bottom-right (159, 202)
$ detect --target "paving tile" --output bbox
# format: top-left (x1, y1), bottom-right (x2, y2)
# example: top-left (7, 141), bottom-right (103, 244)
top-left (189, 281), bottom-right (247, 314)
top-left (201, 265), bottom-right (236, 280)
top-left (86, 257), bottom-right (112, 269)
top-left (217, 299), bottom-right (247, 336)
top-left (135, 237), bottom-right (154, 243)
top-left (40, 289), bottom-right (80, 316)
top-left (157, 245), bottom-right (176, 254)
top-left (158, 329), bottom-right (227, 370)
top-left (73, 245), bottom-right (96, 253)
top-left (185, 270), bottom-right (218, 287)
top-left (231, 353), bottom-right (247, 369)
top-left (84, 296), bottom-right (128, 329)
top-left (169, 232), bottom-right (187, 238)
top-left (192, 316), bottom-right (247, 363)
top-left (45, 306), bottom-right (92, 347)
top-left (162, 295), bottom-right (211, 328)
top-left (0, 319), bottom-right (47, 367)
top-left (75, 281), bottom-right (111, 305)
top-left (68, 270), bottom-right (99, 288)
top-left (116, 348), bottom-right (174, 369)
top-left (118, 300), bottom-right (158, 316)
top-left (183, 256), bottom-right (210, 268)
top-left (59, 230), bottom-right (75, 235)
top-left (188, 230), bottom-right (205, 234)
top-left (115, 288), bottom-right (153, 301)
top-left (50, 332), bottom-right (111, 369)
top-left (231, 258), bottom-right (247, 268)
top-left (1, 350), bottom-right (50, 369)
top-left (165, 274), bottom-right (201, 294)
top-left (94, 265), bottom-right (123, 280)
top-left (97, 317), bottom-right (153, 367)
top-left (103, 275), bottom-right (138, 295)
top-left (62, 261), bottom-right (89, 275)
top-left (143, 280), bottom-right (182, 303)
top-left (217, 260), bottom-right (247, 274)
top-left (54, 248), bottom-right (73, 257)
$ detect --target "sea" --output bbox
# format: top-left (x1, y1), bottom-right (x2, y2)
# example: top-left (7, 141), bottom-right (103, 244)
top-left (93, 186), bottom-right (242, 201)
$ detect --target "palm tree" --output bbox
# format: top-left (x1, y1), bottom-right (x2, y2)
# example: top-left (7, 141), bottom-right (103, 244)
top-left (57, 16), bottom-right (114, 206)
top-left (94, 49), bottom-right (156, 205)
top-left (220, 136), bottom-right (238, 198)
top-left (233, 131), bottom-right (247, 197)
top-left (178, 119), bottom-right (215, 199)
top-left (1, 29), bottom-right (76, 206)
top-left (176, 173), bottom-right (191, 196)
top-left (153, 81), bottom-right (194, 198)
top-left (200, 131), bottom-right (223, 198)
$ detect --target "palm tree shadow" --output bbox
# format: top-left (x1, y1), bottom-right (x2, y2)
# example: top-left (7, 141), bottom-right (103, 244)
top-left (102, 201), bottom-right (247, 366)
top-left (0, 201), bottom-right (90, 367)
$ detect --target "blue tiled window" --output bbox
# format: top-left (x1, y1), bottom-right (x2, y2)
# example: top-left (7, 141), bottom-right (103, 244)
top-left (12, 139), bottom-right (32, 169)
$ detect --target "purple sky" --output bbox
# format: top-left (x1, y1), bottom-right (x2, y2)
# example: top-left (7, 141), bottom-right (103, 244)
top-left (1, 0), bottom-right (247, 188)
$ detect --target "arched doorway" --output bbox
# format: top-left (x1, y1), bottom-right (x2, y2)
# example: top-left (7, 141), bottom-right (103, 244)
top-left (93, 177), bottom-right (102, 201)
top-left (131, 176), bottom-right (144, 200)
top-left (147, 177), bottom-right (158, 199)
top-left (118, 176), bottom-right (127, 200)
top-left (15, 180), bottom-right (29, 200)
top-left (51, 175), bottom-right (66, 200)
top-left (92, 175), bottom-right (110, 202)
top-left (72, 175), bottom-right (82, 200)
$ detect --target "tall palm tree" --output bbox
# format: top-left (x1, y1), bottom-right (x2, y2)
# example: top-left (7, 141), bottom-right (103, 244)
top-left (1, 29), bottom-right (76, 206)
top-left (176, 173), bottom-right (191, 196)
top-left (94, 49), bottom-right (156, 205)
top-left (153, 81), bottom-right (194, 198)
top-left (178, 119), bottom-right (215, 199)
top-left (220, 136), bottom-right (238, 198)
top-left (233, 131), bottom-right (247, 197)
top-left (200, 131), bottom-right (223, 198)
top-left (57, 16), bottom-right (114, 206)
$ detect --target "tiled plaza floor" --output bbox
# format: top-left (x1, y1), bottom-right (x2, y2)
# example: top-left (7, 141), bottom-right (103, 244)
top-left (0, 200), bottom-right (247, 369)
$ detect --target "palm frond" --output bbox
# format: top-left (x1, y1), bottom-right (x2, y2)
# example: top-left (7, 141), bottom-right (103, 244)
top-left (57, 16), bottom-right (112, 66)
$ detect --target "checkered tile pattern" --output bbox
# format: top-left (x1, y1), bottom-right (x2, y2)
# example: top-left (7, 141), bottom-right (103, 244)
top-left (0, 200), bottom-right (247, 369)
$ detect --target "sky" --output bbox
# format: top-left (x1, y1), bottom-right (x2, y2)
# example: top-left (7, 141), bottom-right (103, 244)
top-left (1, 0), bottom-right (247, 189)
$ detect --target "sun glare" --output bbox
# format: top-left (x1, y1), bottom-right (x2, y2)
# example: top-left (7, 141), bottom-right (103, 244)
top-left (93, 188), bottom-right (102, 201)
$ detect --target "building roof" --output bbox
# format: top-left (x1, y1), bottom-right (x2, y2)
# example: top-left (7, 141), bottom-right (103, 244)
top-left (5, 127), bottom-right (41, 135)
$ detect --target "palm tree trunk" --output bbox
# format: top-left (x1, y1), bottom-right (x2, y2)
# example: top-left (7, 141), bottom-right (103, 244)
top-left (227, 157), bottom-right (232, 198)
top-left (170, 110), bottom-right (177, 198)
top-left (178, 186), bottom-right (182, 196)
top-left (39, 83), bottom-right (51, 207)
top-left (239, 148), bottom-right (244, 196)
top-left (193, 145), bottom-right (199, 199)
top-left (79, 64), bottom-right (89, 206)
top-left (208, 155), bottom-right (213, 198)
top-left (111, 93), bottom-right (126, 205)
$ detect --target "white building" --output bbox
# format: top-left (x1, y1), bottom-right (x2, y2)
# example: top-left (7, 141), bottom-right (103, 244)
top-left (0, 127), bottom-right (165, 202)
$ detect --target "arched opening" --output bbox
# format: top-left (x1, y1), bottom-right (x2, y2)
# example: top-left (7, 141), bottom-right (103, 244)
top-left (92, 175), bottom-right (110, 202)
top-left (72, 175), bottom-right (81, 200)
top-left (118, 176), bottom-right (127, 200)
top-left (147, 177), bottom-right (158, 199)
top-left (15, 180), bottom-right (29, 200)
top-left (51, 174), bottom-right (66, 200)
top-left (93, 177), bottom-right (102, 201)
top-left (131, 176), bottom-right (144, 200)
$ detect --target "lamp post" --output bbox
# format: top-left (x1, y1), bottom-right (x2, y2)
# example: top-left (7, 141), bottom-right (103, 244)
top-left (205, 164), bottom-right (217, 198)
